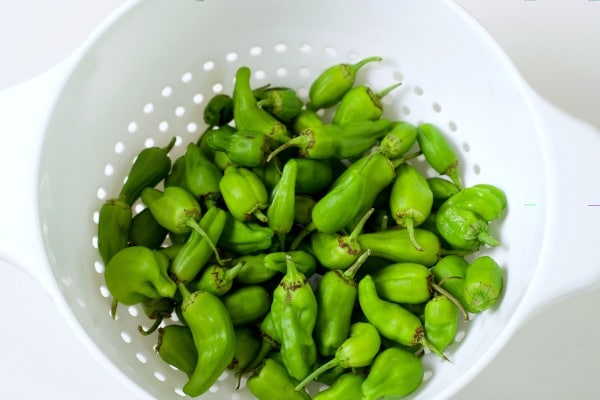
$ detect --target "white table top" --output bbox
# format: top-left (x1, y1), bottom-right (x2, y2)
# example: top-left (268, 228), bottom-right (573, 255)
top-left (1, 1), bottom-right (599, 399)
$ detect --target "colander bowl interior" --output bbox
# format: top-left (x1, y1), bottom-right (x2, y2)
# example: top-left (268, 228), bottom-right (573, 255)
top-left (37, 0), bottom-right (547, 398)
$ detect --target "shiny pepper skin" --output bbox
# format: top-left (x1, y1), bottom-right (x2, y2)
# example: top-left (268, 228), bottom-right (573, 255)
top-left (128, 207), bottom-right (167, 250)
top-left (442, 183), bottom-right (507, 221)
top-left (307, 55), bottom-right (382, 110)
top-left (222, 285), bottom-right (271, 326)
top-left (357, 228), bottom-right (441, 267)
top-left (416, 123), bottom-right (463, 188)
top-left (156, 325), bottom-right (197, 378)
top-left (219, 166), bottom-right (269, 223)
top-left (141, 186), bottom-right (201, 235)
top-left (332, 82), bottom-right (402, 125)
top-left (97, 197), bottom-right (132, 265)
top-left (313, 373), bottom-right (364, 400)
top-left (218, 212), bottom-right (274, 254)
top-left (270, 255), bottom-right (318, 380)
top-left (377, 121), bottom-right (418, 159)
top-left (435, 204), bottom-right (500, 251)
top-left (247, 358), bottom-right (311, 400)
top-left (192, 261), bottom-right (245, 296)
top-left (119, 137), bottom-right (176, 206)
top-left (104, 246), bottom-right (177, 306)
top-left (361, 347), bottom-right (424, 400)
top-left (267, 158), bottom-right (298, 249)
top-left (424, 295), bottom-right (459, 352)
top-left (431, 255), bottom-right (469, 307)
top-left (371, 262), bottom-right (435, 305)
top-left (256, 87), bottom-right (304, 123)
top-left (205, 129), bottom-right (272, 168)
top-left (177, 283), bottom-right (236, 397)
top-left (427, 177), bottom-right (460, 210)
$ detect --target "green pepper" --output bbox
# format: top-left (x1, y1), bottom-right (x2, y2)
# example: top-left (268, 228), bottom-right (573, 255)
top-left (295, 322), bottom-right (380, 391)
top-left (416, 123), bottom-right (462, 188)
top-left (218, 212), bottom-right (274, 254)
top-left (222, 285), bottom-right (272, 326)
top-left (191, 261), bottom-right (245, 296)
top-left (377, 121), bottom-right (418, 159)
top-left (270, 255), bottom-right (318, 380)
top-left (262, 250), bottom-right (318, 277)
top-left (442, 183), bottom-right (507, 221)
top-left (294, 195), bottom-right (316, 226)
top-left (119, 137), bottom-right (176, 205)
top-left (138, 297), bottom-right (174, 335)
top-left (357, 228), bottom-right (441, 266)
top-left (296, 159), bottom-right (334, 195)
top-left (245, 312), bottom-right (281, 373)
top-left (205, 129), bottom-right (272, 168)
top-left (267, 119), bottom-right (393, 162)
top-left (141, 186), bottom-right (201, 235)
top-left (314, 250), bottom-right (371, 357)
top-left (128, 207), bottom-right (167, 250)
top-left (424, 295), bottom-right (459, 352)
top-left (203, 93), bottom-right (234, 129)
top-left (389, 162), bottom-right (434, 250)
top-left (97, 197), bottom-right (132, 265)
top-left (427, 177), bottom-right (460, 210)
top-left (332, 82), bottom-right (402, 125)
top-left (463, 255), bottom-right (503, 313)
top-left (307, 56), bottom-right (382, 110)
top-left (431, 255), bottom-right (469, 307)
top-left (156, 325), bottom-right (197, 378)
top-left (313, 373), bottom-right (364, 400)
top-left (361, 347), bottom-right (424, 400)
top-left (292, 109), bottom-right (323, 134)
top-left (252, 157), bottom-right (283, 193)
top-left (170, 206), bottom-right (227, 283)
top-left (435, 204), bottom-right (499, 251)
top-left (183, 142), bottom-right (223, 207)
top-left (311, 208), bottom-right (374, 270)
top-left (267, 158), bottom-right (298, 249)
top-left (164, 154), bottom-right (187, 189)
top-left (371, 262), bottom-right (434, 304)
top-left (104, 246), bottom-right (177, 307)
top-left (256, 87), bottom-right (304, 123)
top-left (177, 283), bottom-right (236, 397)
top-left (233, 66), bottom-right (290, 143)
top-left (228, 326), bottom-right (262, 381)
top-left (219, 166), bottom-right (269, 223)
top-left (233, 253), bottom-right (278, 284)
top-left (247, 358), bottom-right (311, 400)
top-left (357, 275), bottom-right (448, 360)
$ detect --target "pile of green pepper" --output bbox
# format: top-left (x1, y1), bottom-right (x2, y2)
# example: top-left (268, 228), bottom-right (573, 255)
top-left (97, 57), bottom-right (508, 399)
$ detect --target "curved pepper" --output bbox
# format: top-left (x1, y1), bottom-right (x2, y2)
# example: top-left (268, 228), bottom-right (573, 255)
top-left (270, 255), bottom-right (318, 380)
top-left (244, 312), bottom-right (281, 373)
top-left (416, 123), bottom-right (462, 188)
top-left (183, 142), bottom-right (223, 207)
top-left (361, 347), bottom-right (424, 400)
top-left (141, 186), bottom-right (201, 235)
top-left (313, 373), bottom-right (364, 400)
top-left (377, 121), bottom-right (418, 159)
top-left (177, 283), bottom-right (236, 397)
top-left (267, 158), bottom-right (298, 249)
top-left (442, 183), bottom-right (507, 221)
top-left (389, 162), bottom-right (434, 250)
top-left (218, 212), bottom-right (274, 254)
top-left (247, 358), bottom-right (311, 400)
top-left (314, 250), bottom-right (371, 357)
top-left (128, 207), bottom-right (167, 250)
top-left (97, 197), bottom-right (132, 265)
top-left (222, 285), bottom-right (272, 326)
top-left (307, 56), bottom-right (382, 110)
top-left (119, 137), bottom-right (176, 205)
top-left (332, 82), bottom-right (402, 125)
top-left (233, 66), bottom-right (290, 143)
top-left (357, 228), bottom-right (441, 266)
top-left (164, 155), bottom-right (187, 189)
top-left (191, 261), bottom-right (245, 296)
top-left (220, 166), bottom-right (269, 223)
top-left (295, 322), bottom-right (380, 391)
top-left (435, 204), bottom-right (499, 251)
top-left (267, 119), bottom-right (393, 162)
top-left (205, 129), bottom-right (272, 168)
top-left (156, 325), bottom-right (197, 378)
top-left (357, 275), bottom-right (448, 360)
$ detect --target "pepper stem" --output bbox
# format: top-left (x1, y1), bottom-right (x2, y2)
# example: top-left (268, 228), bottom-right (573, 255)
top-left (161, 136), bottom-right (177, 153)
top-left (110, 298), bottom-right (119, 320)
top-left (431, 283), bottom-right (470, 322)
top-left (177, 282), bottom-right (191, 300)
top-left (405, 217), bottom-right (424, 252)
top-left (390, 150), bottom-right (422, 168)
top-left (266, 135), bottom-right (309, 162)
top-left (343, 249), bottom-right (371, 280)
top-left (252, 208), bottom-right (269, 223)
top-left (375, 82), bottom-right (403, 101)
top-left (349, 56), bottom-right (383, 74)
top-left (138, 317), bottom-right (163, 336)
top-left (185, 218), bottom-right (225, 265)
top-left (348, 208), bottom-right (375, 240)
top-left (294, 358), bottom-right (340, 392)
top-left (478, 231), bottom-right (500, 247)
top-left (289, 221), bottom-right (316, 250)
top-left (420, 335), bottom-right (451, 362)
top-left (224, 261), bottom-right (246, 282)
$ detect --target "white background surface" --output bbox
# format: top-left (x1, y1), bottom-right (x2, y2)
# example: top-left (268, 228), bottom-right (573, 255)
top-left (1, 1), bottom-right (599, 399)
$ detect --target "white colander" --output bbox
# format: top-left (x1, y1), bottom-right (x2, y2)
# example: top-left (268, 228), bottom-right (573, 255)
top-left (1, 0), bottom-right (599, 399)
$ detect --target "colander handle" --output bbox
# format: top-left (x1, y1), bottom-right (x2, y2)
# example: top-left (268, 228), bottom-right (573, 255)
top-left (516, 92), bottom-right (600, 323)
top-left (0, 56), bottom-right (78, 293)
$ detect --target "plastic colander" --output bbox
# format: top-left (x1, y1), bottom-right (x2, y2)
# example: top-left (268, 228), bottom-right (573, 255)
top-left (1, 0), bottom-right (599, 399)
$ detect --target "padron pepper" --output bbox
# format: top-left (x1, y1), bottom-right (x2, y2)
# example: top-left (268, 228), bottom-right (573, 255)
top-left (332, 82), bottom-right (402, 125)
top-left (97, 197), bottom-right (132, 265)
top-left (263, 250), bottom-right (318, 277)
top-left (267, 158), bottom-right (298, 249)
top-left (256, 86), bottom-right (304, 123)
top-left (222, 285), bottom-right (272, 326)
top-left (377, 121), bottom-right (418, 159)
top-left (233, 66), bottom-right (290, 143)
top-left (424, 295), bottom-right (459, 352)
top-left (267, 119), bottom-right (393, 162)
top-left (428, 176), bottom-right (461, 210)
top-left (219, 166), bottom-right (269, 223)
top-left (463, 255), bottom-right (503, 313)
top-left (294, 195), bottom-right (316, 226)
top-left (156, 324), bottom-right (197, 378)
top-left (247, 358), bottom-right (311, 400)
top-left (218, 212), bottom-right (274, 254)
top-left (191, 261), bottom-right (245, 296)
top-left (416, 123), bottom-right (463, 188)
top-left (245, 312), bottom-right (281, 373)
top-left (361, 347), bottom-right (424, 400)
top-left (295, 322), bottom-right (381, 391)
top-left (141, 186), bottom-right (201, 235)
top-left (170, 206), bottom-right (227, 283)
top-left (295, 158), bottom-right (334, 195)
top-left (312, 373), bottom-right (364, 400)
top-left (203, 93), bottom-right (234, 129)
top-left (431, 255), bottom-right (469, 308)
top-left (205, 129), bottom-right (272, 168)
top-left (252, 157), bottom-right (283, 193)
top-left (228, 326), bottom-right (262, 387)
top-left (232, 253), bottom-right (278, 284)
top-left (270, 255), bottom-right (318, 380)
top-left (177, 283), bottom-right (236, 397)
top-left (435, 203), bottom-right (500, 251)
top-left (357, 274), bottom-right (448, 360)
top-left (119, 137), bottom-right (176, 205)
top-left (442, 183), bottom-right (507, 221)
top-left (183, 142), bottom-right (223, 207)
top-left (389, 162), bottom-right (434, 251)
top-left (357, 228), bottom-right (441, 267)
top-left (307, 55), bottom-right (382, 110)
top-left (164, 154), bottom-right (188, 189)
top-left (128, 207), bottom-right (167, 250)
top-left (314, 250), bottom-right (371, 357)
top-left (104, 246), bottom-right (176, 313)
top-left (138, 297), bottom-right (175, 335)
top-left (292, 108), bottom-right (323, 134)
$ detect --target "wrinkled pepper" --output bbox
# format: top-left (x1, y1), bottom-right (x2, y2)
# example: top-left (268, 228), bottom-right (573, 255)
top-left (463, 255), bottom-right (503, 313)
top-left (203, 93), bottom-right (234, 129)
top-left (424, 295), bottom-right (459, 352)
top-left (256, 86), bottom-right (304, 123)
top-left (191, 261), bottom-right (245, 296)
top-left (332, 82), bottom-right (402, 125)
top-left (377, 121), bottom-right (418, 159)
top-left (205, 129), bottom-right (272, 168)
